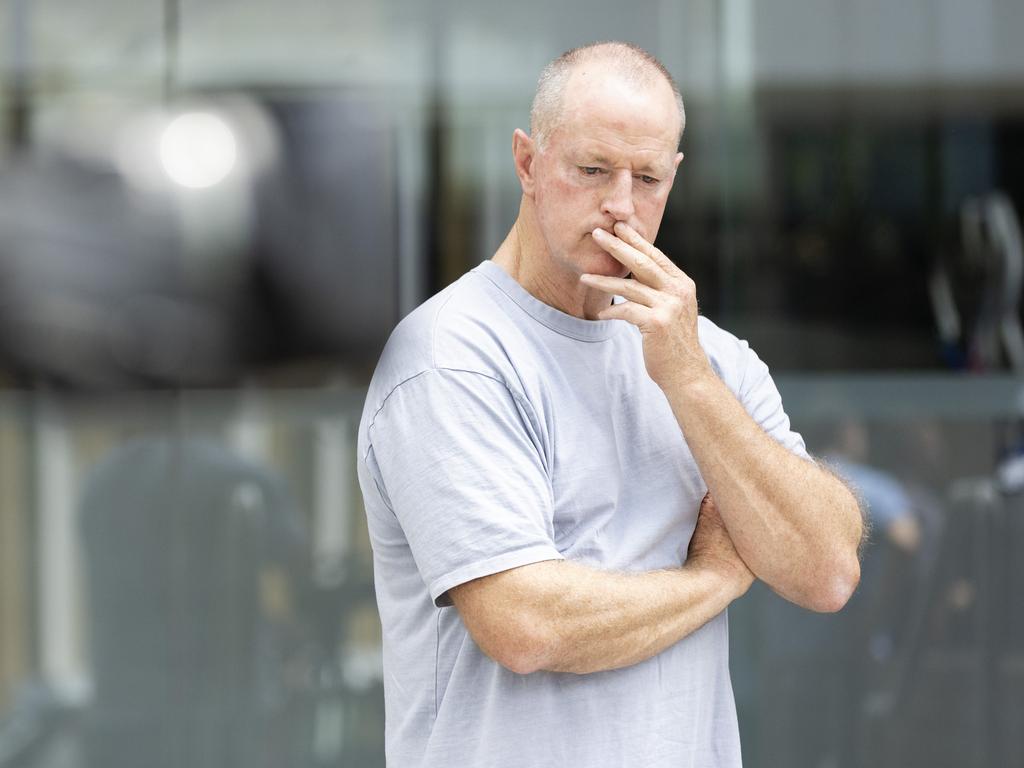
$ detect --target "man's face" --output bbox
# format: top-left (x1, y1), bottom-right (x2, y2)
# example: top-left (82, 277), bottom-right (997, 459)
top-left (528, 69), bottom-right (683, 279)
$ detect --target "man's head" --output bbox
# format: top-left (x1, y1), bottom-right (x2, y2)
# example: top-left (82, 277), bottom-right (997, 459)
top-left (512, 42), bottom-right (685, 281)
top-left (530, 43), bottom-right (686, 151)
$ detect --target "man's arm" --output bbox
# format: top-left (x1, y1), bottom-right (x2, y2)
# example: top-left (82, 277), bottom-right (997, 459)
top-left (449, 494), bottom-right (751, 675)
top-left (582, 222), bottom-right (864, 613)
top-left (662, 374), bottom-right (864, 612)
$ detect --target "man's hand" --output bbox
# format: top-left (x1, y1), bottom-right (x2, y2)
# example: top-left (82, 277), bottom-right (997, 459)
top-left (582, 226), bottom-right (862, 614)
top-left (580, 221), bottom-right (712, 390)
top-left (686, 492), bottom-right (754, 597)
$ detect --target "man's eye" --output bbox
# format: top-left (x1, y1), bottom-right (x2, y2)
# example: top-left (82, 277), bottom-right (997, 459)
top-left (580, 166), bottom-right (603, 176)
top-left (639, 175), bottom-right (659, 185)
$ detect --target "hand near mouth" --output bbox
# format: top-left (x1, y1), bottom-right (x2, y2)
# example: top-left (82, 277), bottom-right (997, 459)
top-left (580, 221), bottom-right (712, 390)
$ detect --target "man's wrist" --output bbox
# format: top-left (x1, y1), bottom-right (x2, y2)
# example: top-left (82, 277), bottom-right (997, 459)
top-left (682, 558), bottom-right (753, 603)
top-left (659, 362), bottom-right (722, 409)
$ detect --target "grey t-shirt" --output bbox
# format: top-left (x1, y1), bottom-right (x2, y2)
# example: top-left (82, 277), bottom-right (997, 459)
top-left (357, 260), bottom-right (809, 767)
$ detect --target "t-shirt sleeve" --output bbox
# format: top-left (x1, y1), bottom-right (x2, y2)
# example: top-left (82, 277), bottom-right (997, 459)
top-left (364, 368), bottom-right (564, 607)
top-left (733, 339), bottom-right (812, 461)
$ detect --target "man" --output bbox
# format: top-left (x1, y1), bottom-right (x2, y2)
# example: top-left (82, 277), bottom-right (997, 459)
top-left (356, 41), bottom-right (864, 767)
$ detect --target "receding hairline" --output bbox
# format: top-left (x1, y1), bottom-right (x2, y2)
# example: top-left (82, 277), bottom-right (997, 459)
top-left (530, 42), bottom-right (686, 148)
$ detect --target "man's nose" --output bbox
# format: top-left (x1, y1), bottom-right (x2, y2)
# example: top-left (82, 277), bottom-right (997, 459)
top-left (600, 171), bottom-right (635, 221)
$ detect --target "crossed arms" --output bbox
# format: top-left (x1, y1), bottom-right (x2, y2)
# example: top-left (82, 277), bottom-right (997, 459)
top-left (448, 224), bottom-right (865, 676)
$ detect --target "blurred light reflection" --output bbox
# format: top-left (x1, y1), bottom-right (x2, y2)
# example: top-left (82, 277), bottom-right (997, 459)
top-left (159, 112), bottom-right (237, 189)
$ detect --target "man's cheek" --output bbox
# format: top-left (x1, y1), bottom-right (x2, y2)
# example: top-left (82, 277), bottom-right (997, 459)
top-left (552, 174), bottom-right (584, 196)
top-left (640, 199), bottom-right (670, 237)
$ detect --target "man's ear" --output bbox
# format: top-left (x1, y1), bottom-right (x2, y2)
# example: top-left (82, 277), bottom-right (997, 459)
top-left (666, 151), bottom-right (685, 190)
top-left (513, 128), bottom-right (537, 197)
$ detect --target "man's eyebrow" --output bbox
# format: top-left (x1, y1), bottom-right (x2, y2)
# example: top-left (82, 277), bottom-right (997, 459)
top-left (571, 149), bottom-right (671, 176)
top-left (635, 161), bottom-right (672, 177)
top-left (573, 153), bottom-right (612, 166)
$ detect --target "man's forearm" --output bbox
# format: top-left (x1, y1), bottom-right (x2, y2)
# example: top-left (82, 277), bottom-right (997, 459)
top-left (580, 222), bottom-right (862, 611)
top-left (454, 557), bottom-right (747, 676)
top-left (664, 373), bottom-right (863, 611)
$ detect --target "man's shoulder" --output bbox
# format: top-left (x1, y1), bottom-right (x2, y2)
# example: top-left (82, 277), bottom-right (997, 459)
top-left (696, 315), bottom-right (763, 390)
top-left (697, 315), bottom-right (745, 363)
top-left (363, 265), bottom-right (525, 417)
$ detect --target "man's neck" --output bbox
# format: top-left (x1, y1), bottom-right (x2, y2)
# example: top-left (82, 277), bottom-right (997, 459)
top-left (491, 202), bottom-right (611, 321)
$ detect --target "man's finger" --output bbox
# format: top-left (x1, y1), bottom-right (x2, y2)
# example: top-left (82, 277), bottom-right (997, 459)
top-left (612, 221), bottom-right (659, 259)
top-left (613, 222), bottom-right (679, 275)
top-left (579, 273), bottom-right (660, 307)
top-left (591, 228), bottom-right (666, 289)
top-left (699, 492), bottom-right (722, 521)
top-left (596, 300), bottom-right (651, 327)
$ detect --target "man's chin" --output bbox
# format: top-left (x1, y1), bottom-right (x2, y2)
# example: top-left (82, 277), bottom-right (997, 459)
top-left (579, 252), bottom-right (629, 278)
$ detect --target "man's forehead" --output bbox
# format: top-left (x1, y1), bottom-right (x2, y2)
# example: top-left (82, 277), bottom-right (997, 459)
top-left (555, 67), bottom-right (681, 147)
top-left (557, 103), bottom-right (680, 167)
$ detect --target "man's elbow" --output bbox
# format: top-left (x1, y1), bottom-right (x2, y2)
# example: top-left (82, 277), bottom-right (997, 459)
top-left (475, 611), bottom-right (558, 675)
top-left (809, 553), bottom-right (861, 613)
top-left (809, 485), bottom-right (866, 613)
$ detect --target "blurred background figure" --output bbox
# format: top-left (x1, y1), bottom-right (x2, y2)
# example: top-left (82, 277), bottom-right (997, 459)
top-left (2, 1), bottom-right (1024, 767)
top-left (827, 419), bottom-right (927, 556)
top-left (78, 435), bottom-right (309, 768)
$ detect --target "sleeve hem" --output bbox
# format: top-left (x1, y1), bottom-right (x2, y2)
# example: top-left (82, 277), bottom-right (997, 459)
top-left (429, 545), bottom-right (565, 608)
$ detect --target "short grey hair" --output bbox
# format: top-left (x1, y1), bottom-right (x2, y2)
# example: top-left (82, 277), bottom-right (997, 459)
top-left (530, 41), bottom-right (686, 149)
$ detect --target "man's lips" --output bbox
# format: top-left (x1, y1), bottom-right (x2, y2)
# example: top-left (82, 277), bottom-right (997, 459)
top-left (587, 228), bottom-right (616, 243)
top-left (587, 225), bottom-right (644, 240)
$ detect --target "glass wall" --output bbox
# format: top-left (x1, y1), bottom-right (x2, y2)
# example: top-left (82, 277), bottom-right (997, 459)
top-left (0, 391), bottom-right (384, 767)
top-left (735, 375), bottom-right (1024, 768)
top-left (2, 0), bottom-right (1024, 766)
top-left (2, 381), bottom-right (1024, 767)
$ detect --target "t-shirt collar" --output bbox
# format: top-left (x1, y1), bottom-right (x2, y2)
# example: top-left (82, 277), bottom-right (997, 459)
top-left (473, 260), bottom-right (624, 342)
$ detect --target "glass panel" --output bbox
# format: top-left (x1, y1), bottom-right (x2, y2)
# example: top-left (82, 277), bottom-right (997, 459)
top-left (0, 391), bottom-right (384, 768)
top-left (733, 374), bottom-right (1024, 768)
top-left (0, 380), bottom-right (1022, 766)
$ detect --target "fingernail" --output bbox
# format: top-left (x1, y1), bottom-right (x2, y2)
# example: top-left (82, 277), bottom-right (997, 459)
top-left (592, 228), bottom-right (606, 238)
